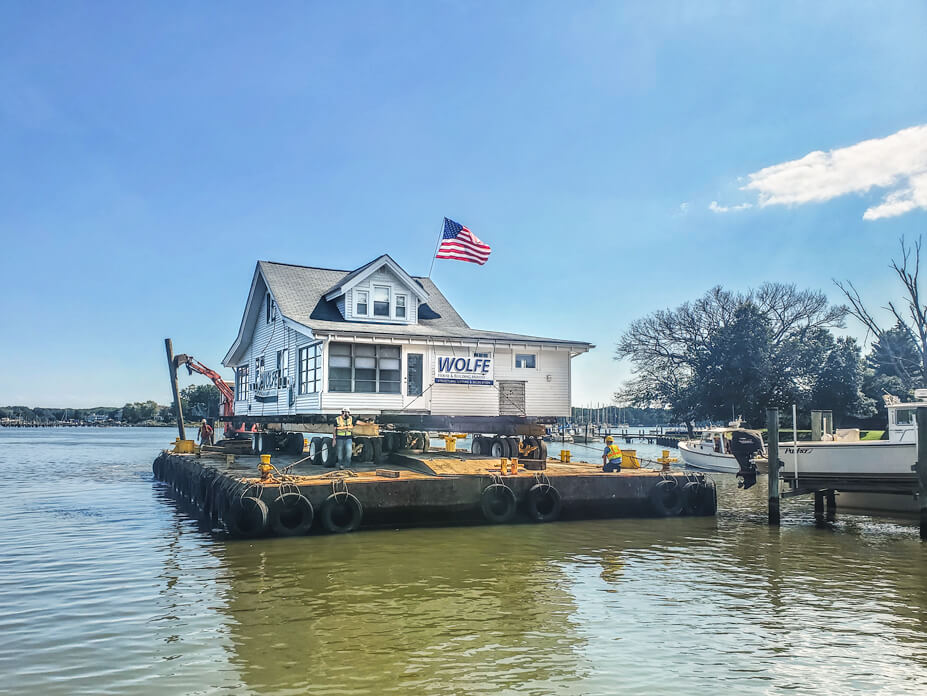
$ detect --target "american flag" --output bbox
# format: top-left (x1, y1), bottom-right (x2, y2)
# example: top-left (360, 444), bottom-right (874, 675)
top-left (435, 217), bottom-right (491, 265)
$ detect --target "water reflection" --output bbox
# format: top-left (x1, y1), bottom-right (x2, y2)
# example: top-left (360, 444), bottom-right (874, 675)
top-left (2, 429), bottom-right (927, 695)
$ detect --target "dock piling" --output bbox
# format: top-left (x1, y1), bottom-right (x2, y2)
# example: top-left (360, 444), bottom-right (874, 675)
top-left (767, 408), bottom-right (780, 526)
top-left (917, 407), bottom-right (927, 540)
top-left (164, 338), bottom-right (186, 441)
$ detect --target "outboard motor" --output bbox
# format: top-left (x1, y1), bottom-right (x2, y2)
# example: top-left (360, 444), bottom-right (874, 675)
top-left (729, 430), bottom-right (764, 490)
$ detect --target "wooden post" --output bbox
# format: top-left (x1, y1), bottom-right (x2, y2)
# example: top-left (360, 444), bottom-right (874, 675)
top-left (811, 410), bottom-right (823, 442)
top-left (814, 490), bottom-right (824, 520)
top-left (917, 406), bottom-right (927, 540)
top-left (164, 338), bottom-right (186, 441)
top-left (825, 489), bottom-right (836, 520)
top-left (767, 408), bottom-right (780, 525)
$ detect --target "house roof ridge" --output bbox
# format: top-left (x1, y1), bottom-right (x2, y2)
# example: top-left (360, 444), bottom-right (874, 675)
top-left (259, 260), bottom-right (353, 273)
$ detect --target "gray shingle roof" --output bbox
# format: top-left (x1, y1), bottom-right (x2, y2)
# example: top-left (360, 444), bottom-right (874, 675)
top-left (258, 260), bottom-right (591, 347)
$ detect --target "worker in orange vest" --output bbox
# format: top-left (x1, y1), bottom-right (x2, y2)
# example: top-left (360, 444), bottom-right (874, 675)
top-left (198, 419), bottom-right (214, 447)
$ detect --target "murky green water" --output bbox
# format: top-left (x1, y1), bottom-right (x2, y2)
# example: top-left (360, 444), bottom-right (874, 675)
top-left (1, 428), bottom-right (926, 695)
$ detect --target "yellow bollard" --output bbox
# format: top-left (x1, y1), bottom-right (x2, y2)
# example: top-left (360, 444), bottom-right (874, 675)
top-left (510, 457), bottom-right (519, 474)
top-left (442, 435), bottom-right (458, 452)
top-left (258, 453), bottom-right (273, 481)
top-left (500, 457), bottom-right (509, 475)
top-left (560, 449), bottom-right (571, 463)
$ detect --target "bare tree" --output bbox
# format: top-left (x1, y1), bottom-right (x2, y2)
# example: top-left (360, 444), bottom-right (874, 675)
top-left (835, 236), bottom-right (927, 388)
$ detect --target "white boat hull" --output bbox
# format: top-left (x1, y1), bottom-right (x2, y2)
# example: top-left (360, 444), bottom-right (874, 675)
top-left (780, 441), bottom-right (916, 478)
top-left (678, 441), bottom-right (741, 474)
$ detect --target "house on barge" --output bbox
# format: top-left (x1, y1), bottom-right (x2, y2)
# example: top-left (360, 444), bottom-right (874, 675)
top-left (222, 254), bottom-right (592, 435)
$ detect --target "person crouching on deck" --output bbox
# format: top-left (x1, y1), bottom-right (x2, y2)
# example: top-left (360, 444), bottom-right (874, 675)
top-left (334, 408), bottom-right (354, 469)
top-left (602, 436), bottom-right (622, 472)
top-left (198, 419), bottom-right (214, 447)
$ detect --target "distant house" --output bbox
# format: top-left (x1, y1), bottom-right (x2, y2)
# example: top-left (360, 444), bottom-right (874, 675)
top-left (222, 255), bottom-right (592, 418)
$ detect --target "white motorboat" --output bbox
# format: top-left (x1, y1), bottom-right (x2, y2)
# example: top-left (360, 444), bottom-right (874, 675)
top-left (779, 398), bottom-right (920, 510)
top-left (678, 424), bottom-right (767, 475)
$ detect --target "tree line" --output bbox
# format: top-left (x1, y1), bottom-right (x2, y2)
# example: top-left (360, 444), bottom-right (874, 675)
top-left (1, 384), bottom-right (221, 425)
top-left (615, 238), bottom-right (927, 432)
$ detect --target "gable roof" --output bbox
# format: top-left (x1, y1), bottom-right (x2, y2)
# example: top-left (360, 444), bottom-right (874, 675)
top-left (322, 253), bottom-right (429, 302)
top-left (223, 258), bottom-right (592, 365)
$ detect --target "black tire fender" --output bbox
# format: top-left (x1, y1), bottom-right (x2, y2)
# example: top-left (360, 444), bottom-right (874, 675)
top-left (650, 480), bottom-right (684, 517)
top-left (320, 493), bottom-right (363, 533)
top-left (226, 496), bottom-right (269, 538)
top-left (506, 437), bottom-right (519, 458)
top-left (269, 492), bottom-right (314, 536)
top-left (525, 483), bottom-right (562, 523)
top-left (698, 481), bottom-right (717, 515)
top-left (471, 435), bottom-right (483, 455)
top-left (480, 484), bottom-right (517, 524)
top-left (682, 482), bottom-right (703, 515)
top-left (489, 437), bottom-right (506, 458)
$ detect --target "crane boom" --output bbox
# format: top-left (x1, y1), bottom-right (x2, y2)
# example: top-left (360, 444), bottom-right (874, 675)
top-left (173, 353), bottom-right (235, 418)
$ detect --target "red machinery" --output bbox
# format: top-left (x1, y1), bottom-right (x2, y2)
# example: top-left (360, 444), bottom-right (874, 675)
top-left (174, 353), bottom-right (235, 437)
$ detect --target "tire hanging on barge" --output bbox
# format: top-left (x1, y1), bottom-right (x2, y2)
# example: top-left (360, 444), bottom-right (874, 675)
top-left (480, 484), bottom-right (517, 524)
top-left (320, 493), bottom-right (363, 533)
top-left (524, 483), bottom-right (562, 522)
top-left (269, 492), bottom-right (314, 536)
top-left (649, 479), bottom-right (684, 517)
top-left (226, 496), bottom-right (269, 538)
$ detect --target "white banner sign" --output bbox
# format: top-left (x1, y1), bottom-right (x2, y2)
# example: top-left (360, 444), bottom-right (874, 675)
top-left (434, 354), bottom-right (494, 385)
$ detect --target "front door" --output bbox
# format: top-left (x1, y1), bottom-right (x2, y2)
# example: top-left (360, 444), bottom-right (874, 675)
top-left (407, 353), bottom-right (423, 396)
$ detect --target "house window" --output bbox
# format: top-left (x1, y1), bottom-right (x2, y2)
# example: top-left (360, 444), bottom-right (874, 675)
top-left (276, 349), bottom-right (289, 387)
top-left (328, 342), bottom-right (401, 393)
top-left (356, 290), bottom-right (368, 316)
top-left (265, 293), bottom-right (275, 323)
top-left (236, 365), bottom-right (250, 400)
top-left (373, 286), bottom-right (390, 317)
top-left (395, 294), bottom-right (407, 319)
top-left (515, 353), bottom-right (536, 369)
top-left (298, 344), bottom-right (321, 394)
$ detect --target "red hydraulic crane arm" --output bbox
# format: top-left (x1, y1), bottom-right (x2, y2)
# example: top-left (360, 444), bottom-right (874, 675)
top-left (174, 354), bottom-right (235, 414)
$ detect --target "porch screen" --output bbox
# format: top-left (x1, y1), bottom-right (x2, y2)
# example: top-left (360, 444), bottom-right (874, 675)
top-left (329, 343), bottom-right (401, 393)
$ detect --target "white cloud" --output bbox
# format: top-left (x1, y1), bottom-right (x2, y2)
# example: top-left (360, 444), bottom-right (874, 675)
top-left (740, 124), bottom-right (927, 220)
top-left (709, 200), bottom-right (752, 213)
top-left (679, 202), bottom-right (689, 213)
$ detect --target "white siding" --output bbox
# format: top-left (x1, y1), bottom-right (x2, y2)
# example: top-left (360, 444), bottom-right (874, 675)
top-left (496, 348), bottom-right (571, 417)
top-left (232, 289), bottom-right (299, 418)
top-left (233, 294), bottom-right (575, 419)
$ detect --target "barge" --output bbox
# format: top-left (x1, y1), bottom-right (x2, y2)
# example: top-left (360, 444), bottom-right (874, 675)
top-left (152, 449), bottom-right (718, 538)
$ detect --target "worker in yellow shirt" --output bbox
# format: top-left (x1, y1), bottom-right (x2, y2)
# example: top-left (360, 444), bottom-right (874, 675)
top-left (603, 436), bottom-right (623, 472)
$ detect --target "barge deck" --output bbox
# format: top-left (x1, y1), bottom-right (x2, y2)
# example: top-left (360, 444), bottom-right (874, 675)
top-left (153, 450), bottom-right (717, 538)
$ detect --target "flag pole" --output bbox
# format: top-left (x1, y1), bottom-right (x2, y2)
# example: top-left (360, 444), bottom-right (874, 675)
top-left (427, 218), bottom-right (445, 278)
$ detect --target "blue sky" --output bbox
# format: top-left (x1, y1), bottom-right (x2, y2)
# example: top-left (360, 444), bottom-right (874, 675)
top-left (2, 1), bottom-right (927, 408)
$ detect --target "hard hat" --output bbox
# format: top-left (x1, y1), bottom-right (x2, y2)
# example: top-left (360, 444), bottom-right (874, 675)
top-left (605, 436), bottom-right (614, 443)
top-left (201, 419), bottom-right (207, 424)
top-left (342, 407), bottom-right (350, 413)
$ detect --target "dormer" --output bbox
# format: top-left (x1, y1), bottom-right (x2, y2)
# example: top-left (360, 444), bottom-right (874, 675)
top-left (324, 254), bottom-right (430, 325)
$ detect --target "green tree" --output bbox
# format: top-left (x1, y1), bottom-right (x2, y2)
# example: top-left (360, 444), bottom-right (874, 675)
top-left (813, 337), bottom-right (875, 423)
top-left (616, 283), bottom-right (847, 430)
top-left (180, 384), bottom-right (220, 419)
top-left (866, 321), bottom-right (921, 392)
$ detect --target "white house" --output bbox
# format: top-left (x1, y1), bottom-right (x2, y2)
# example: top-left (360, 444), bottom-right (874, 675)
top-left (222, 255), bottom-right (592, 421)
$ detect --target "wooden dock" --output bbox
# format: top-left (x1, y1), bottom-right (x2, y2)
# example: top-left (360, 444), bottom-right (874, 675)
top-left (152, 450), bottom-right (717, 538)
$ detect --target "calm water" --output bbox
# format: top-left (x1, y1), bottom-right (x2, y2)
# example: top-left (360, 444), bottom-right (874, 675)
top-left (1, 428), bottom-right (926, 695)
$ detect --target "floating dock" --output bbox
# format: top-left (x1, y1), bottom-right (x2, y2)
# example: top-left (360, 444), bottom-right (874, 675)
top-left (152, 450), bottom-right (717, 538)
